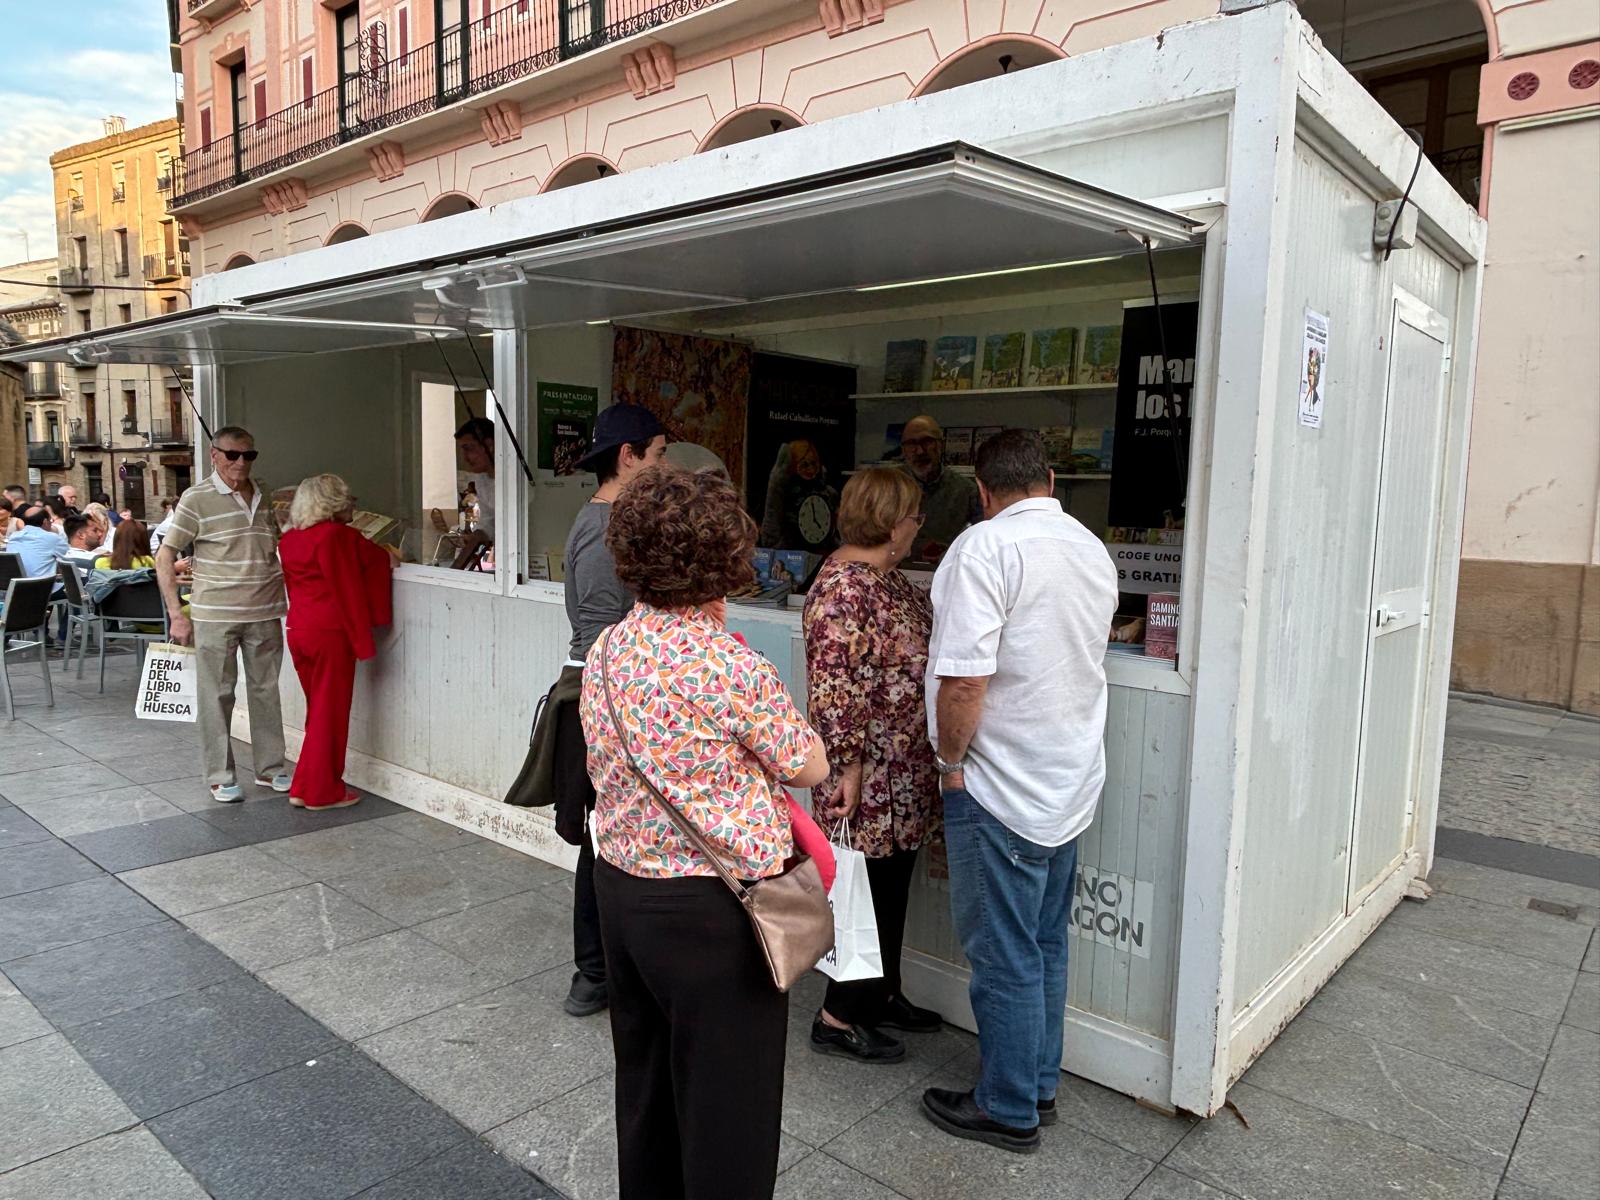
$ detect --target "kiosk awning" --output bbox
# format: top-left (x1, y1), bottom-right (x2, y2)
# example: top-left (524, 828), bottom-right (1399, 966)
top-left (1, 144), bottom-right (1198, 366)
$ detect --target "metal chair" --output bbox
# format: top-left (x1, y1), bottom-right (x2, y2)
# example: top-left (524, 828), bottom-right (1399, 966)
top-left (1, 576), bottom-right (56, 720)
top-left (56, 561), bottom-right (105, 677)
top-left (428, 508), bottom-right (463, 566)
top-left (94, 580), bottom-right (168, 694)
top-left (0, 552), bottom-right (23, 587)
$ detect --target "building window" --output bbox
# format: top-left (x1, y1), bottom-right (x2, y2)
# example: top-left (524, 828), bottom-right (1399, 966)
top-left (302, 55), bottom-right (314, 106)
top-left (84, 392), bottom-right (97, 436)
top-left (85, 463), bottom-right (103, 501)
top-left (117, 303), bottom-right (132, 325)
top-left (229, 61), bottom-right (248, 135)
top-left (253, 78), bottom-right (268, 128)
top-left (122, 389), bottom-right (138, 433)
top-left (69, 171), bottom-right (84, 212)
top-left (73, 236), bottom-right (88, 270)
top-left (156, 149), bottom-right (172, 190)
top-left (113, 229), bottom-right (130, 277)
top-left (200, 106), bottom-right (213, 147)
top-left (78, 309), bottom-right (91, 332)
top-left (1361, 54), bottom-right (1486, 205)
top-left (162, 296), bottom-right (179, 315)
top-left (25, 413), bottom-right (34, 442)
top-left (112, 160), bottom-right (127, 203)
top-left (46, 412), bottom-right (60, 443)
top-left (397, 5), bottom-right (410, 55)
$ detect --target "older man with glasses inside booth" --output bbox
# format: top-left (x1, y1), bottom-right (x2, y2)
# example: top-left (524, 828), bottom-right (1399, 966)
top-left (898, 415), bottom-right (980, 564)
top-left (156, 426), bottom-right (292, 804)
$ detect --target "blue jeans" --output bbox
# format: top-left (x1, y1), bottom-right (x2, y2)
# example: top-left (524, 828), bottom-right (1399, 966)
top-left (943, 785), bottom-right (1078, 1129)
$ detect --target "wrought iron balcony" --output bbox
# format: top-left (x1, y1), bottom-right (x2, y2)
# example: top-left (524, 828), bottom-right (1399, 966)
top-left (59, 267), bottom-right (93, 294)
top-left (170, 0), bottom-right (721, 209)
top-left (70, 421), bottom-right (106, 447)
top-left (23, 365), bottom-right (60, 399)
top-left (69, 194), bottom-right (84, 212)
top-left (111, 184), bottom-right (127, 203)
top-left (147, 419), bottom-right (190, 444)
top-left (187, 0), bottom-right (244, 19)
top-left (27, 441), bottom-right (67, 468)
top-left (144, 250), bottom-right (190, 282)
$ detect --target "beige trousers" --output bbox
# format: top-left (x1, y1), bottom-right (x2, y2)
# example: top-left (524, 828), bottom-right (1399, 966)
top-left (193, 619), bottom-right (287, 787)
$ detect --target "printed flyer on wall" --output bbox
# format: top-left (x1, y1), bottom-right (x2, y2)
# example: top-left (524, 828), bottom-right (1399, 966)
top-left (1298, 309), bottom-right (1330, 429)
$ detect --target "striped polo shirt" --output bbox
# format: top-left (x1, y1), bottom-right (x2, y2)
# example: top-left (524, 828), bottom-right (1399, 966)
top-left (163, 473), bottom-right (286, 623)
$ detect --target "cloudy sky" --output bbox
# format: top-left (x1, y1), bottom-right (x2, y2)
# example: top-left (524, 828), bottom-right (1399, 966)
top-left (0, 5), bottom-right (177, 266)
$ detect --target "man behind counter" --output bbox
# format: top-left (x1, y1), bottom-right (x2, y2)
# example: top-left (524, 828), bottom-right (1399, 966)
top-left (899, 415), bottom-right (981, 563)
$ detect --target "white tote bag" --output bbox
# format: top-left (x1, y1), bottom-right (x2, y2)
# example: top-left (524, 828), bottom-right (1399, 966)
top-left (815, 818), bottom-right (884, 983)
top-left (134, 643), bottom-right (198, 723)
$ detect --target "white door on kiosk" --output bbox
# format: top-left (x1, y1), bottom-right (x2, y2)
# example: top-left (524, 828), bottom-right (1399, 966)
top-left (1348, 289), bottom-right (1453, 908)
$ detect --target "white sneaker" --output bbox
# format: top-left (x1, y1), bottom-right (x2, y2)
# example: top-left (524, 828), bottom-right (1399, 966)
top-left (255, 773), bottom-right (292, 793)
top-left (210, 783), bottom-right (244, 803)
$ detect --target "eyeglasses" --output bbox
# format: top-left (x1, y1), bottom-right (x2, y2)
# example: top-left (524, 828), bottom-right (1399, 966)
top-left (214, 448), bottom-right (259, 462)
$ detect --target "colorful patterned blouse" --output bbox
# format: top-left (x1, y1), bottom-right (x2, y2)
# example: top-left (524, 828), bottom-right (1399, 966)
top-left (581, 604), bottom-right (818, 880)
top-left (802, 558), bottom-right (941, 857)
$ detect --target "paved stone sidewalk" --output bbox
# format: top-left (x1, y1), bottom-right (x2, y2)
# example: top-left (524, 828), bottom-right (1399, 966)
top-left (0, 654), bottom-right (1596, 1199)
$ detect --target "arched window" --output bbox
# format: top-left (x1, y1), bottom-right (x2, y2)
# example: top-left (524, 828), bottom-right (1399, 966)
top-left (913, 38), bottom-right (1065, 97)
top-left (421, 193), bottom-right (478, 222)
top-left (325, 222), bottom-right (369, 246)
top-left (697, 106), bottom-right (803, 153)
top-left (223, 253), bottom-right (255, 271)
top-left (542, 155), bottom-right (618, 193)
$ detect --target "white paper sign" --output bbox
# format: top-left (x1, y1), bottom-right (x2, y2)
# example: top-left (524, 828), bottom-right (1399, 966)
top-left (1298, 309), bottom-right (1330, 429)
top-left (1110, 543), bottom-right (1183, 595)
top-left (1072, 868), bottom-right (1154, 959)
top-left (135, 643), bottom-right (198, 723)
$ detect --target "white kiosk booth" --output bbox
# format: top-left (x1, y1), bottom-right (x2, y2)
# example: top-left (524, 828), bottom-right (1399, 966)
top-left (8, 5), bottom-right (1483, 1117)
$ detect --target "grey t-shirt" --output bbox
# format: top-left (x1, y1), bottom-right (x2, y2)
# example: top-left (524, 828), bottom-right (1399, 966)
top-left (564, 500), bottom-right (633, 662)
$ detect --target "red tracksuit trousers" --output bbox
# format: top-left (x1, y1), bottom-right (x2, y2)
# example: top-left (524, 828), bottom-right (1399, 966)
top-left (287, 626), bottom-right (356, 807)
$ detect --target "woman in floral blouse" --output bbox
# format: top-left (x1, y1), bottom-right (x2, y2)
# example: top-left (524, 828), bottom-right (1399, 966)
top-left (582, 465), bottom-right (828, 1200)
top-left (803, 466), bottom-right (945, 1064)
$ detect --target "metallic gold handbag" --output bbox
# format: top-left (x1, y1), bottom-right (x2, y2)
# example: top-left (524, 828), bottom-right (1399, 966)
top-left (600, 630), bottom-right (835, 992)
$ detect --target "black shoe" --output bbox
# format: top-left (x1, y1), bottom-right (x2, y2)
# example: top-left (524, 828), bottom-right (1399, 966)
top-left (562, 972), bottom-right (607, 1017)
top-left (1037, 1097), bottom-right (1058, 1127)
top-left (920, 1088), bottom-right (1040, 1154)
top-left (877, 994), bottom-right (944, 1033)
top-left (810, 1015), bottom-right (906, 1063)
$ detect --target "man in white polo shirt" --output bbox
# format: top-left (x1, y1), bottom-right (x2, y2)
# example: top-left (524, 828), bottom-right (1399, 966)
top-left (920, 428), bottom-right (1118, 1154)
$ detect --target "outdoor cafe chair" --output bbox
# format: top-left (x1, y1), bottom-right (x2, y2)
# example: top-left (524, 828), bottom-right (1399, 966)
top-left (95, 580), bottom-right (169, 694)
top-left (56, 561), bottom-right (105, 678)
top-left (1, 576), bottom-right (56, 720)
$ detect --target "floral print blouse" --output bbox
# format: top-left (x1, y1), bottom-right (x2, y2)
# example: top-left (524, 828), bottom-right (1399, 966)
top-left (581, 604), bottom-right (818, 880)
top-left (802, 558), bottom-right (940, 857)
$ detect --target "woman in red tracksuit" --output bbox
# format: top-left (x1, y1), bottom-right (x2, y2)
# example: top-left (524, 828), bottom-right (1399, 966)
top-left (278, 474), bottom-right (394, 810)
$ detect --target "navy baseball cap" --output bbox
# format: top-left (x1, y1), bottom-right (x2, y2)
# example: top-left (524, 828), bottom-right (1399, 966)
top-left (578, 404), bottom-right (666, 469)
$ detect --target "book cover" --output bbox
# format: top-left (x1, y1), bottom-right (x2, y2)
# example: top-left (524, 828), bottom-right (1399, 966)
top-left (1039, 425), bottom-right (1074, 465)
top-left (550, 419), bottom-right (589, 476)
top-left (979, 331), bottom-right (1025, 389)
top-left (943, 426), bottom-right (975, 467)
top-left (1098, 428), bottom-right (1115, 473)
top-left (1070, 428), bottom-right (1110, 473)
top-left (1027, 327), bottom-right (1077, 387)
top-left (1145, 592), bottom-right (1180, 660)
top-left (882, 339), bottom-right (926, 393)
top-left (1078, 325), bottom-right (1122, 384)
top-left (931, 336), bottom-right (977, 391)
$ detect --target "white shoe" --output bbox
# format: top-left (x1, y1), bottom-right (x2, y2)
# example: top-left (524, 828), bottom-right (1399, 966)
top-left (255, 773), bottom-right (292, 793)
top-left (210, 783), bottom-right (244, 803)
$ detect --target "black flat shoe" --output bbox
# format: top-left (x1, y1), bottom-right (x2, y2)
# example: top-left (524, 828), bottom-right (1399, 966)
top-left (1037, 1097), bottom-right (1058, 1127)
top-left (810, 1015), bottom-right (906, 1063)
top-left (562, 971), bottom-right (608, 1017)
top-left (920, 1088), bottom-right (1040, 1154)
top-left (877, 993), bottom-right (944, 1033)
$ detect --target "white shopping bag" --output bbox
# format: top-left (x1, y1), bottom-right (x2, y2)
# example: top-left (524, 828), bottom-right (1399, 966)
top-left (815, 819), bottom-right (884, 982)
top-left (134, 643), bottom-right (198, 723)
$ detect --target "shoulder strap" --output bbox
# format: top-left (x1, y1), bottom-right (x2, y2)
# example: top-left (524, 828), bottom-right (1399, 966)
top-left (598, 628), bottom-right (750, 900)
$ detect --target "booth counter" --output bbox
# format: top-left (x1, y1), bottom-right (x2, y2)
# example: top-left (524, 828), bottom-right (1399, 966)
top-left (6, 5), bottom-right (1484, 1117)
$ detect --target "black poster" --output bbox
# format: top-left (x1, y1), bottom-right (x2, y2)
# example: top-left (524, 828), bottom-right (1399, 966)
top-left (745, 352), bottom-right (857, 554)
top-left (1106, 300), bottom-right (1199, 531)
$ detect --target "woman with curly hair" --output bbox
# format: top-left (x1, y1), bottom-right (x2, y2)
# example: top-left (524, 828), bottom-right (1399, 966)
top-left (581, 465), bottom-right (829, 1200)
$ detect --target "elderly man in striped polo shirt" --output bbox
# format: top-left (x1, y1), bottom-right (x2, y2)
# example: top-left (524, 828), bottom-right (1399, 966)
top-left (155, 426), bottom-right (291, 803)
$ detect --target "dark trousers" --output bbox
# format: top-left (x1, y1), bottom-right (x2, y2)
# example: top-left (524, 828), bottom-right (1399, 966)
top-left (595, 859), bottom-right (788, 1200)
top-left (573, 834), bottom-right (605, 982)
top-left (822, 847), bottom-right (920, 1025)
top-left (553, 693), bottom-right (606, 983)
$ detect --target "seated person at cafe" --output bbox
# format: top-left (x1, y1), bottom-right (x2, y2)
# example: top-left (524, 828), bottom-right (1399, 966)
top-left (60, 516), bottom-right (102, 573)
top-left (898, 415), bottom-right (980, 562)
top-left (452, 417), bottom-right (495, 570)
top-left (10, 504), bottom-right (68, 582)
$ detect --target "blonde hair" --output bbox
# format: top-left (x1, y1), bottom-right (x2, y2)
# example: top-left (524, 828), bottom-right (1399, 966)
top-left (288, 473), bottom-right (354, 530)
top-left (837, 466), bottom-right (922, 547)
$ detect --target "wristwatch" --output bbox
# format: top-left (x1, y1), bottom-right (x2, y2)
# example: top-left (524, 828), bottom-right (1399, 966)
top-left (933, 754), bottom-right (967, 776)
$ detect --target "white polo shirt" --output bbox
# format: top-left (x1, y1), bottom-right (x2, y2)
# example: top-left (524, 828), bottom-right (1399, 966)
top-left (926, 497), bottom-right (1119, 847)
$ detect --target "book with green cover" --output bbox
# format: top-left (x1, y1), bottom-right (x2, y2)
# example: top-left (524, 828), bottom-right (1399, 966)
top-left (1027, 327), bottom-right (1077, 386)
top-left (980, 331), bottom-right (1025, 388)
top-left (1077, 325), bottom-right (1122, 384)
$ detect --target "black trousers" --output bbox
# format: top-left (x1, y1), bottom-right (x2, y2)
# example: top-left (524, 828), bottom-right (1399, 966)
top-left (822, 847), bottom-right (920, 1026)
top-left (595, 859), bottom-right (788, 1200)
top-left (553, 693), bottom-right (606, 983)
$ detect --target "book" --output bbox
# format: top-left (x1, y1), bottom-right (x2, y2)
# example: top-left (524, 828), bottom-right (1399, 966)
top-left (980, 331), bottom-right (1025, 388)
top-left (883, 423), bottom-right (905, 460)
top-left (1145, 592), bottom-right (1179, 660)
top-left (931, 336), bottom-right (977, 391)
top-left (1070, 428), bottom-right (1112, 473)
top-left (1027, 327), bottom-right (1077, 386)
top-left (882, 340), bottom-right (926, 393)
top-left (550, 419), bottom-right (589, 476)
top-left (1078, 325), bottom-right (1122, 384)
top-left (943, 426), bottom-right (975, 467)
top-left (1039, 425), bottom-right (1074, 465)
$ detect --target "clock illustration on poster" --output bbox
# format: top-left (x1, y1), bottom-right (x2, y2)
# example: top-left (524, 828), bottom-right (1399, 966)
top-left (798, 493), bottom-right (833, 546)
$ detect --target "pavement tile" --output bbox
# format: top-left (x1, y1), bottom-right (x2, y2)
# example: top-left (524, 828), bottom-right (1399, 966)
top-left (1305, 961), bottom-right (1556, 1087)
top-left (189, 790), bottom-right (403, 844)
top-left (0, 875), bottom-right (167, 963)
top-left (259, 928), bottom-right (503, 1039)
top-left (0, 742), bottom-right (89, 778)
top-left (1166, 1082), bottom-right (1499, 1200)
top-left (372, 811), bottom-right (479, 851)
top-left (63, 976), bottom-right (342, 1119)
top-left (180, 881), bottom-right (398, 971)
top-left (148, 1047), bottom-right (467, 1200)
top-left (1351, 923), bottom-right (1577, 1020)
top-left (1240, 1016), bottom-right (1530, 1173)
top-left (0, 839), bottom-right (102, 898)
top-left (18, 786), bottom-right (187, 839)
top-left (0, 967), bottom-right (53, 1049)
top-left (141, 776), bottom-right (229, 814)
top-left (1562, 969), bottom-right (1600, 1034)
top-left (0, 1032), bottom-right (137, 1173)
top-left (1127, 1167), bottom-right (1242, 1199)
top-left (360, 970), bottom-right (613, 1133)
top-left (5, 921), bottom-right (243, 1029)
top-left (1426, 857), bottom-right (1599, 925)
top-left (1385, 891), bottom-right (1594, 968)
top-left (118, 845), bottom-right (312, 917)
top-left (822, 1053), bottom-right (1152, 1200)
top-left (352, 1140), bottom-right (559, 1199)
top-left (83, 746), bottom-right (209, 787)
top-left (1503, 1093), bottom-right (1599, 1200)
top-left (1583, 930), bottom-right (1598, 974)
top-left (0, 804), bottom-right (51, 848)
top-left (0, 759), bottom-right (132, 805)
top-left (1536, 1024), bottom-right (1600, 1106)
top-left (0, 1126), bottom-right (210, 1200)
top-left (774, 1151), bottom-right (904, 1199)
top-left (412, 888), bottom-right (577, 981)
top-left (253, 821), bottom-right (438, 881)
top-left (1048, 1067), bottom-right (1196, 1161)
top-left (330, 842), bottom-right (548, 927)
top-left (1495, 1181), bottom-right (1570, 1200)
